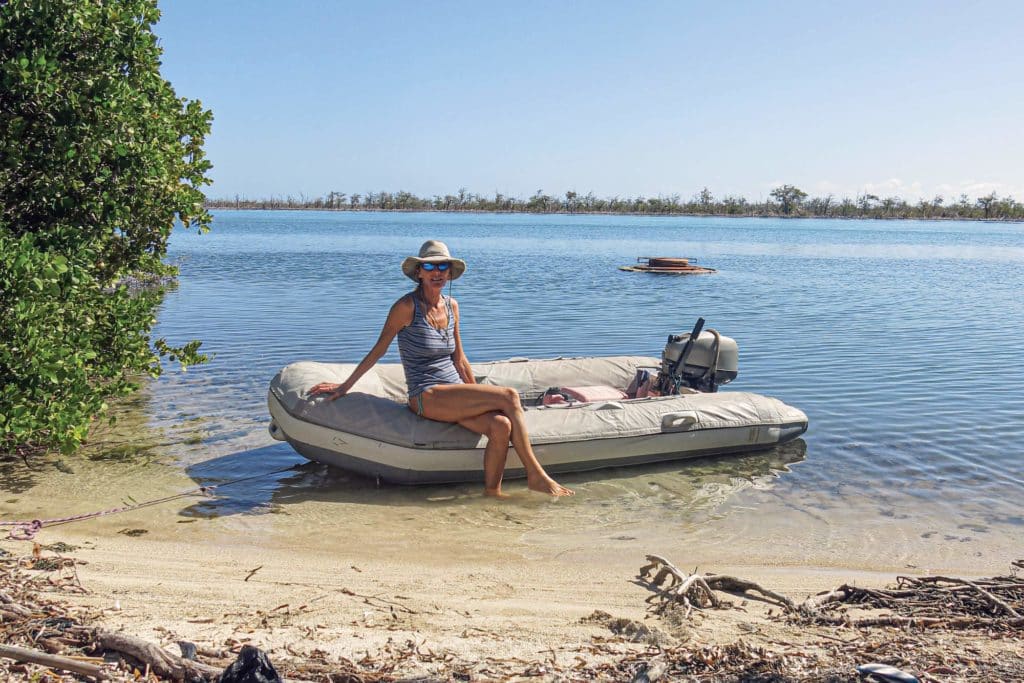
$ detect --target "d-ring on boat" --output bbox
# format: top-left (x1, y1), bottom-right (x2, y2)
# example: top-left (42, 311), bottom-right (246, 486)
top-left (267, 319), bottom-right (808, 484)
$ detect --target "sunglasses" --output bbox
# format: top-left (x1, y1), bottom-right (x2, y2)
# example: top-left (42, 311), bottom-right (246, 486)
top-left (420, 262), bottom-right (451, 272)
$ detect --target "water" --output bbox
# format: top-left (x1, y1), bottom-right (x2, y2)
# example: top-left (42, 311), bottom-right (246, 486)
top-left (6, 211), bottom-right (1023, 572)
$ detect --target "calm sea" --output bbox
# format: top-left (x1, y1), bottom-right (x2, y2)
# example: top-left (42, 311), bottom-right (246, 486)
top-left (11, 210), bottom-right (1024, 571)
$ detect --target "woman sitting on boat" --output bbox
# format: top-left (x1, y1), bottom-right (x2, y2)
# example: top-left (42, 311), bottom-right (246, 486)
top-left (309, 240), bottom-right (574, 498)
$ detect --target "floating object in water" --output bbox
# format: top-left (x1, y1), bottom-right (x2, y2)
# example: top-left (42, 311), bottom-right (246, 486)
top-left (267, 320), bottom-right (807, 484)
top-left (619, 256), bottom-right (716, 274)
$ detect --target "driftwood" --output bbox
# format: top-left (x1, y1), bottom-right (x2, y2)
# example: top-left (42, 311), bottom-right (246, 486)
top-left (94, 629), bottom-right (222, 681)
top-left (0, 548), bottom-right (338, 682)
top-left (815, 615), bottom-right (1024, 628)
top-left (819, 575), bottom-right (1024, 629)
top-left (640, 554), bottom-right (1024, 631)
top-left (898, 574), bottom-right (1021, 618)
top-left (0, 643), bottom-right (107, 680)
top-left (639, 554), bottom-right (799, 615)
top-left (94, 631), bottom-right (324, 683)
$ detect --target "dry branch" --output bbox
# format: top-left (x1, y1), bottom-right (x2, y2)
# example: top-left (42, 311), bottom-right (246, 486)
top-left (94, 629), bottom-right (222, 681)
top-left (897, 575), bottom-right (1022, 618)
top-left (1, 548), bottom-right (397, 682)
top-left (0, 643), bottom-right (108, 680)
top-left (640, 555), bottom-right (1024, 632)
top-left (640, 554), bottom-right (798, 614)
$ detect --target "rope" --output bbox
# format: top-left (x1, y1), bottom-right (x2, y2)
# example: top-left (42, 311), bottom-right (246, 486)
top-left (0, 465), bottom-right (299, 541)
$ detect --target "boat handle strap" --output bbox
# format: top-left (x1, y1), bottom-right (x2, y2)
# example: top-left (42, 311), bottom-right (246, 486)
top-left (661, 411), bottom-right (698, 431)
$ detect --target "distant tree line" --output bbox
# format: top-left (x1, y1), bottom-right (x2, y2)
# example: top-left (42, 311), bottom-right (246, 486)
top-left (206, 185), bottom-right (1024, 221)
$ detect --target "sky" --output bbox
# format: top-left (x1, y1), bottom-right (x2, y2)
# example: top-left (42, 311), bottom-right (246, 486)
top-left (155, 1), bottom-right (1024, 203)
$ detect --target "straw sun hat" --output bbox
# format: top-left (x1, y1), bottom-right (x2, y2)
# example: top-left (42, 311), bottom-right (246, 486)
top-left (401, 240), bottom-right (466, 281)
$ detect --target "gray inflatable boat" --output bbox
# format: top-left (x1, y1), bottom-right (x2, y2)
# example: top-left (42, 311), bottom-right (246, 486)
top-left (267, 328), bottom-right (808, 484)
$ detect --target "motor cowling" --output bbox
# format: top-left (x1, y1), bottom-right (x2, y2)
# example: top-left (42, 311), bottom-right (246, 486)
top-left (659, 328), bottom-right (738, 393)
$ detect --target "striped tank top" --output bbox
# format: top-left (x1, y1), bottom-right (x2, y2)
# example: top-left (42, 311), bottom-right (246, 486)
top-left (397, 292), bottom-right (462, 397)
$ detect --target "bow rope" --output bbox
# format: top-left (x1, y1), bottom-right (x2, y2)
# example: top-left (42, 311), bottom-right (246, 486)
top-left (0, 465), bottom-right (300, 541)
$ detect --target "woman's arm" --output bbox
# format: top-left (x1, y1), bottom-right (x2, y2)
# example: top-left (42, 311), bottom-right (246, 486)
top-left (450, 298), bottom-right (475, 384)
top-left (309, 296), bottom-right (414, 400)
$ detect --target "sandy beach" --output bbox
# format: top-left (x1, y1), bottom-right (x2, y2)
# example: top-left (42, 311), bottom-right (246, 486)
top-left (9, 524), bottom-right (864, 661)
top-left (3, 482), bottom-right (1022, 681)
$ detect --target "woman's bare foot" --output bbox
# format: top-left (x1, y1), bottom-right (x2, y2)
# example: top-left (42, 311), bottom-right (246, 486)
top-left (484, 486), bottom-right (511, 499)
top-left (527, 475), bottom-right (574, 496)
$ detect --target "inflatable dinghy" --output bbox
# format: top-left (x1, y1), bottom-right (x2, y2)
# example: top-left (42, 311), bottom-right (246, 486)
top-left (267, 322), bottom-right (808, 484)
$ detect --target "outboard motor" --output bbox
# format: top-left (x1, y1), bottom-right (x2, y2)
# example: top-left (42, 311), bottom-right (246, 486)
top-left (657, 318), bottom-right (738, 393)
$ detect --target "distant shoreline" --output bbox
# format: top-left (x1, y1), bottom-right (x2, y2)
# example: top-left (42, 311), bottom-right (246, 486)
top-left (203, 185), bottom-right (1023, 222)
top-left (203, 203), bottom-right (1024, 223)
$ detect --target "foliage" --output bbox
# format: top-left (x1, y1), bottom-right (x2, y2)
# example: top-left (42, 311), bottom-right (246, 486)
top-left (769, 184), bottom-right (808, 215)
top-left (209, 186), bottom-right (1024, 221)
top-left (0, 0), bottom-right (213, 455)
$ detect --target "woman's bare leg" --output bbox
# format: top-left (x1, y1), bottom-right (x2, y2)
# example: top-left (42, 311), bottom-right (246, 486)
top-left (457, 411), bottom-right (512, 497)
top-left (415, 384), bottom-right (573, 496)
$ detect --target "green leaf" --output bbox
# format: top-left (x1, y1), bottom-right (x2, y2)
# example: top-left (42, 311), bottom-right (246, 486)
top-left (1, 0), bottom-right (212, 458)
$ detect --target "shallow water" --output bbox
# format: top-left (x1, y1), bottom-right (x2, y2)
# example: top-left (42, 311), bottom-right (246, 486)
top-left (4, 211), bottom-right (1023, 572)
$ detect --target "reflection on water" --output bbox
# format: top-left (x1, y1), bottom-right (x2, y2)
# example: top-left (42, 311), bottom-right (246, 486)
top-left (178, 440), bottom-right (806, 525)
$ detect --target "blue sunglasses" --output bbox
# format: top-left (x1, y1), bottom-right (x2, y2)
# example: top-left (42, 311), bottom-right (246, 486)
top-left (420, 262), bottom-right (451, 272)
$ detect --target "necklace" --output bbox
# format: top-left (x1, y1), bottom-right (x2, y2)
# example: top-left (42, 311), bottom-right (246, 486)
top-left (419, 291), bottom-right (450, 343)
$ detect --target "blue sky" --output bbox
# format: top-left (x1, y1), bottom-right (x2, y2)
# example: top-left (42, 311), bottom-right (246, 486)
top-left (156, 1), bottom-right (1024, 202)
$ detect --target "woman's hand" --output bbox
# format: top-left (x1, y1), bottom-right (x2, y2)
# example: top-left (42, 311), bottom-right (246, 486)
top-left (308, 382), bottom-right (349, 401)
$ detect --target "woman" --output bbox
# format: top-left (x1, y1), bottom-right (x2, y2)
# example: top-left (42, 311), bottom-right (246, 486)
top-left (309, 240), bottom-right (573, 498)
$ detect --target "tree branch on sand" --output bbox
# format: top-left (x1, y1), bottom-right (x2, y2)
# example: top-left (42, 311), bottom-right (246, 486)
top-left (0, 644), bottom-right (107, 680)
top-left (639, 554), bottom-right (1024, 630)
top-left (639, 554), bottom-right (801, 616)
